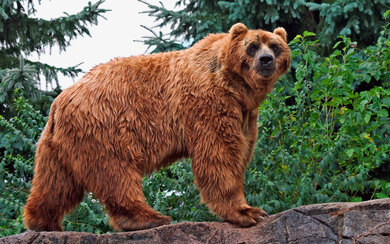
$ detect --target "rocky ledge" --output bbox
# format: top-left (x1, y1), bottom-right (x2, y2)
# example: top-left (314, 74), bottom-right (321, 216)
top-left (1, 198), bottom-right (389, 244)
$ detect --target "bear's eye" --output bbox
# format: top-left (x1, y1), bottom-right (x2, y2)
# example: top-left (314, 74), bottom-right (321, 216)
top-left (246, 43), bottom-right (259, 57)
top-left (270, 44), bottom-right (281, 57)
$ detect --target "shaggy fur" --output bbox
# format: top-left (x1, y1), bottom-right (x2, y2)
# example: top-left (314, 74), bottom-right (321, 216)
top-left (24, 23), bottom-right (291, 231)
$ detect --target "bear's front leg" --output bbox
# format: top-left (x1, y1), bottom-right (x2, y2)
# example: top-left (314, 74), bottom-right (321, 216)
top-left (242, 109), bottom-right (259, 167)
top-left (190, 113), bottom-right (268, 227)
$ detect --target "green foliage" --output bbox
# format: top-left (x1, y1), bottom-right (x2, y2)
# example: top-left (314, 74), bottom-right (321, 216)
top-left (136, 24), bottom-right (186, 53)
top-left (62, 193), bottom-right (111, 234)
top-left (0, 0), bottom-right (109, 118)
top-left (0, 93), bottom-right (45, 236)
top-left (143, 160), bottom-right (218, 222)
top-left (138, 0), bottom-right (230, 53)
top-left (0, 56), bottom-right (41, 116)
top-left (0, 0), bottom-right (108, 56)
top-left (139, 0), bottom-right (229, 53)
top-left (140, 0), bottom-right (388, 53)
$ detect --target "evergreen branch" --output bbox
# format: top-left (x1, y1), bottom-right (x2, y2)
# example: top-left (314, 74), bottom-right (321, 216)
top-left (0, 0), bottom-right (110, 56)
top-left (26, 59), bottom-right (83, 89)
top-left (137, 24), bottom-right (185, 53)
top-left (0, 54), bottom-right (83, 89)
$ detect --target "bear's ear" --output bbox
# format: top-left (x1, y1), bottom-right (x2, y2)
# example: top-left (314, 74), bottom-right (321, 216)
top-left (229, 23), bottom-right (248, 40)
top-left (273, 27), bottom-right (287, 42)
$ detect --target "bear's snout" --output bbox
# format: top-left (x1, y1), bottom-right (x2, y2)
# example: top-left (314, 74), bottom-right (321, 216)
top-left (257, 54), bottom-right (275, 78)
top-left (259, 54), bottom-right (273, 67)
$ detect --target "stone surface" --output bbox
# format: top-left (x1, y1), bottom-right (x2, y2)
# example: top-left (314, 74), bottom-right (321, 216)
top-left (1, 198), bottom-right (389, 244)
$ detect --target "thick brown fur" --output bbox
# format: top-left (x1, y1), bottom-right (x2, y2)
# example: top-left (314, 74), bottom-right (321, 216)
top-left (24, 23), bottom-right (290, 231)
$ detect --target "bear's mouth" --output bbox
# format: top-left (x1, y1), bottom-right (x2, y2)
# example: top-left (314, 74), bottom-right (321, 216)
top-left (257, 67), bottom-right (275, 78)
top-left (255, 53), bottom-right (276, 78)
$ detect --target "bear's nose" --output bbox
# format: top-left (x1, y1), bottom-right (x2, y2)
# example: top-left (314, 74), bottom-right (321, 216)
top-left (259, 54), bottom-right (273, 67)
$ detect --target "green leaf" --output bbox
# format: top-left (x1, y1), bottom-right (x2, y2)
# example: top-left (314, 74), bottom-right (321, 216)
top-left (289, 35), bottom-right (302, 45)
top-left (384, 183), bottom-right (390, 193)
top-left (66, 222), bottom-right (73, 230)
top-left (384, 10), bottom-right (390, 19)
top-left (364, 113), bottom-right (371, 124)
top-left (346, 149), bottom-right (354, 158)
top-left (333, 41), bottom-right (342, 49)
top-left (87, 225), bottom-right (93, 232)
top-left (303, 31), bottom-right (316, 37)
top-left (375, 192), bottom-right (389, 199)
top-left (378, 109), bottom-right (388, 117)
top-left (351, 197), bottom-right (362, 202)
top-left (382, 97), bottom-right (390, 107)
top-left (359, 100), bottom-right (368, 111)
top-left (0, 6), bottom-right (9, 19)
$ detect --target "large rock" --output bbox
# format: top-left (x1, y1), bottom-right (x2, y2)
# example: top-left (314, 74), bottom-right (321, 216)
top-left (1, 199), bottom-right (389, 243)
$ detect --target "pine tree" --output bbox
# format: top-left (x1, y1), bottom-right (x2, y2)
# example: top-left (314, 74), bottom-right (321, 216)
top-left (0, 0), bottom-right (109, 117)
top-left (139, 0), bottom-right (389, 53)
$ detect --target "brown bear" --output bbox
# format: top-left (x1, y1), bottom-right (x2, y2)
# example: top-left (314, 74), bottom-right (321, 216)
top-left (24, 23), bottom-right (290, 231)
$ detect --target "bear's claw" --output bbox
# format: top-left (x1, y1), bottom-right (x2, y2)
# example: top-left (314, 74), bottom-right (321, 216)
top-left (232, 206), bottom-right (269, 227)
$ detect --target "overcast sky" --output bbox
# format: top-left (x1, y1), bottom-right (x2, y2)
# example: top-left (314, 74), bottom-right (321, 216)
top-left (31, 0), bottom-right (175, 90)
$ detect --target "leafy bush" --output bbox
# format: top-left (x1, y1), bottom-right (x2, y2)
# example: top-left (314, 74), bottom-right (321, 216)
top-left (0, 92), bottom-right (45, 236)
top-left (246, 13), bottom-right (390, 213)
top-left (143, 160), bottom-right (219, 222)
top-left (247, 55), bottom-right (388, 214)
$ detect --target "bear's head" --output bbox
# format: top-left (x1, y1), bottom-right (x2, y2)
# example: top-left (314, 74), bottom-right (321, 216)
top-left (224, 23), bottom-right (291, 91)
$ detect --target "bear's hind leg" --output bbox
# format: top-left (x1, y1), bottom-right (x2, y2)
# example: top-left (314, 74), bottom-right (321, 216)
top-left (105, 199), bottom-right (172, 231)
top-left (89, 161), bottom-right (171, 231)
top-left (24, 142), bottom-right (84, 231)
